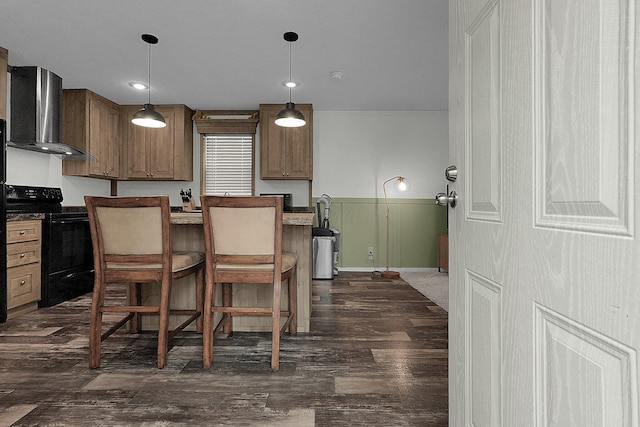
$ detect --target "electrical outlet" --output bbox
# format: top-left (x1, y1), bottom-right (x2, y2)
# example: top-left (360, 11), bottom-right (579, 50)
top-left (368, 246), bottom-right (374, 260)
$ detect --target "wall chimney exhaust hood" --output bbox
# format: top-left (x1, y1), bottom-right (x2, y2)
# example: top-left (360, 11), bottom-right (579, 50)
top-left (8, 66), bottom-right (91, 159)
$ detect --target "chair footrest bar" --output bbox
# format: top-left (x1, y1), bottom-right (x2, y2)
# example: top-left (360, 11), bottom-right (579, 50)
top-left (101, 313), bottom-right (135, 341)
top-left (168, 312), bottom-right (202, 340)
top-left (102, 306), bottom-right (160, 314)
top-left (211, 308), bottom-right (291, 317)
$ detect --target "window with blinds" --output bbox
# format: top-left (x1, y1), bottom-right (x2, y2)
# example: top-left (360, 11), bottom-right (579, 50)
top-left (203, 134), bottom-right (253, 195)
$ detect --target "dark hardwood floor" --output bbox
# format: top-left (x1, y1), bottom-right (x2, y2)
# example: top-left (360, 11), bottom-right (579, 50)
top-left (0, 272), bottom-right (448, 426)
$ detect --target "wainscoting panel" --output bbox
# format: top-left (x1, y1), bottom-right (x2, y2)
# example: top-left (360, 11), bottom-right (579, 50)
top-left (319, 198), bottom-right (447, 269)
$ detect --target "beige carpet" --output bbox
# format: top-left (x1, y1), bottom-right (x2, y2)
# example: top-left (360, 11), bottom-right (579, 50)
top-left (401, 271), bottom-right (449, 312)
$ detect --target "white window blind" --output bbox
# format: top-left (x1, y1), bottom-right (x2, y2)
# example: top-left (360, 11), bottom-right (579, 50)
top-left (203, 135), bottom-right (253, 195)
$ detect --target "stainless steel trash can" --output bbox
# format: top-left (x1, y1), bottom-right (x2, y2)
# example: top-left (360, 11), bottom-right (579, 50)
top-left (313, 236), bottom-right (335, 279)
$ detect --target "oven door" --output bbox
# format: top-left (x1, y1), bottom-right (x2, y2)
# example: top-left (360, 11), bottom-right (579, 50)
top-left (48, 215), bottom-right (93, 271)
top-left (40, 214), bottom-right (94, 307)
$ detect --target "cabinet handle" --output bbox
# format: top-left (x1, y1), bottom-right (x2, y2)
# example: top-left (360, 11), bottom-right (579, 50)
top-left (20, 280), bottom-right (26, 286)
top-left (19, 231), bottom-right (26, 235)
top-left (20, 253), bottom-right (26, 258)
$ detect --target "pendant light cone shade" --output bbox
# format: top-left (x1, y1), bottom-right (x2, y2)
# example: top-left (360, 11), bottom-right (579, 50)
top-left (275, 102), bottom-right (306, 127)
top-left (276, 32), bottom-right (306, 128)
top-left (131, 104), bottom-right (166, 128)
top-left (132, 34), bottom-right (166, 129)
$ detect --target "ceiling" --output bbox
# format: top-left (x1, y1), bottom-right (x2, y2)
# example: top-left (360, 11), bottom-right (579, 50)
top-left (0, 0), bottom-right (448, 112)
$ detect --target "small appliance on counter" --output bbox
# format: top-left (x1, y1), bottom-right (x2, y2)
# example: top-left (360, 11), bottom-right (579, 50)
top-left (312, 194), bottom-right (340, 279)
top-left (259, 193), bottom-right (293, 212)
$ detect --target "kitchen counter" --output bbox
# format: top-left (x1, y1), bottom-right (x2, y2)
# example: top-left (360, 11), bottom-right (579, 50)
top-left (170, 211), bottom-right (315, 226)
top-left (140, 211), bottom-right (315, 333)
top-left (6, 213), bottom-right (44, 221)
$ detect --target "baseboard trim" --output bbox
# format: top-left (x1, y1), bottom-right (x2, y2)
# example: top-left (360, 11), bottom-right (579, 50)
top-left (337, 267), bottom-right (440, 273)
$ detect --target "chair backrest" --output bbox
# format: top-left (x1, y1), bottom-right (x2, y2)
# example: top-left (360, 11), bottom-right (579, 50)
top-left (84, 195), bottom-right (172, 277)
top-left (200, 195), bottom-right (283, 268)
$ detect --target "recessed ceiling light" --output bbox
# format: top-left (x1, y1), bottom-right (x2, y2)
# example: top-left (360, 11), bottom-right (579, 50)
top-left (129, 82), bottom-right (148, 90)
top-left (282, 80), bottom-right (298, 88)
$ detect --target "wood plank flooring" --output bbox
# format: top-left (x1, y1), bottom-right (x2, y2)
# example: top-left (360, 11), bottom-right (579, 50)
top-left (0, 272), bottom-right (448, 426)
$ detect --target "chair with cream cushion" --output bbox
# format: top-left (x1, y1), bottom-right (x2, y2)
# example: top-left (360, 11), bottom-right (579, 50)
top-left (200, 195), bottom-right (297, 371)
top-left (85, 195), bottom-right (205, 369)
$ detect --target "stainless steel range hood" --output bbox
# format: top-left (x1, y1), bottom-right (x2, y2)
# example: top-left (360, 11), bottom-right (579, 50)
top-left (8, 66), bottom-right (91, 159)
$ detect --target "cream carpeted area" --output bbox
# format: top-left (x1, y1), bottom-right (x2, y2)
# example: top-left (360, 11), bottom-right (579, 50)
top-left (401, 271), bottom-right (449, 312)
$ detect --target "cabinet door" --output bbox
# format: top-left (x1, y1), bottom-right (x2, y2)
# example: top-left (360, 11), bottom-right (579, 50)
top-left (260, 106), bottom-right (287, 178)
top-left (0, 47), bottom-right (7, 119)
top-left (260, 103), bottom-right (312, 179)
top-left (148, 109), bottom-right (175, 179)
top-left (286, 104), bottom-right (312, 178)
top-left (124, 113), bottom-right (151, 179)
top-left (89, 97), bottom-right (119, 177)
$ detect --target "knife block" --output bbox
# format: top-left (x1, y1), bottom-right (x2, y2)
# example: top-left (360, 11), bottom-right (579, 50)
top-left (182, 198), bottom-right (196, 211)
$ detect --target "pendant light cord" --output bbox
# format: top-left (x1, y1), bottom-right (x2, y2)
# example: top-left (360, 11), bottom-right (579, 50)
top-left (288, 40), bottom-right (292, 103)
top-left (147, 42), bottom-right (152, 104)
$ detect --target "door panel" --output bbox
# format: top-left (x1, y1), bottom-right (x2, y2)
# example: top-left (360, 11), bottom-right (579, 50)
top-left (534, 0), bottom-right (633, 236)
top-left (450, 0), bottom-right (639, 425)
top-left (466, 1), bottom-right (502, 222)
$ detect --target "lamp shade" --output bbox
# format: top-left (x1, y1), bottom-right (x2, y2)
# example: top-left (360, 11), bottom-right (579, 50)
top-left (396, 177), bottom-right (409, 192)
top-left (274, 102), bottom-right (306, 127)
top-left (131, 104), bottom-right (166, 128)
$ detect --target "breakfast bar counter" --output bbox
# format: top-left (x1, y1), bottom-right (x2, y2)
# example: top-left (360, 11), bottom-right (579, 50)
top-left (140, 211), bottom-right (315, 333)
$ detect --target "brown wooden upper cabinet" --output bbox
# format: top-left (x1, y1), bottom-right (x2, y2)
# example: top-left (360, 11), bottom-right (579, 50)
top-left (119, 104), bottom-right (194, 181)
top-left (0, 47), bottom-right (8, 119)
top-left (259, 103), bottom-right (313, 180)
top-left (62, 89), bottom-right (120, 179)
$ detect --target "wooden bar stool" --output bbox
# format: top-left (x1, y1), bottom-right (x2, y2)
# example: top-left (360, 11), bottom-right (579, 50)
top-left (200, 195), bottom-right (297, 371)
top-left (85, 195), bottom-right (205, 369)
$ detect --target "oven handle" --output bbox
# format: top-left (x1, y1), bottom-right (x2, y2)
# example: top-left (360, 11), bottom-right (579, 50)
top-left (50, 218), bottom-right (90, 225)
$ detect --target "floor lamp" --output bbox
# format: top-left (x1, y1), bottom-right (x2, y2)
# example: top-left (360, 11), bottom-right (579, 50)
top-left (381, 176), bottom-right (408, 279)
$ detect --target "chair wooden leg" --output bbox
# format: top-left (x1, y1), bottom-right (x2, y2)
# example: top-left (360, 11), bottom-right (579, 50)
top-left (203, 278), bottom-right (215, 368)
top-left (271, 279), bottom-right (282, 371)
top-left (195, 266), bottom-right (204, 334)
top-left (128, 283), bottom-right (142, 333)
top-left (222, 283), bottom-right (233, 335)
top-left (156, 277), bottom-right (171, 369)
top-left (288, 267), bottom-right (297, 335)
top-left (88, 277), bottom-right (106, 369)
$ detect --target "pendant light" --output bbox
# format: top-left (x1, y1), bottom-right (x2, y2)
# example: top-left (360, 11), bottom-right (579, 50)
top-left (132, 34), bottom-right (166, 128)
top-left (275, 32), bottom-right (306, 128)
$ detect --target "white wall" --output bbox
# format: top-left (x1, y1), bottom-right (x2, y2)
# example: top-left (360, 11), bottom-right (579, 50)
top-left (6, 110), bottom-right (448, 206)
top-left (313, 111), bottom-right (448, 199)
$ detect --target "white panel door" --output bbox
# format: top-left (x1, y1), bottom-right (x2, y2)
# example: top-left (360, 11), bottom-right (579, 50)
top-left (449, 0), bottom-right (639, 426)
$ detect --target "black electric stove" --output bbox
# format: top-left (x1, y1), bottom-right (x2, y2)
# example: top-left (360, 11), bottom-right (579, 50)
top-left (6, 185), bottom-right (94, 307)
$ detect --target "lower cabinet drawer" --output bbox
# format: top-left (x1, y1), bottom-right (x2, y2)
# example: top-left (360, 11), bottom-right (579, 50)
top-left (7, 263), bottom-right (42, 309)
top-left (7, 240), bottom-right (41, 268)
top-left (7, 220), bottom-right (41, 243)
